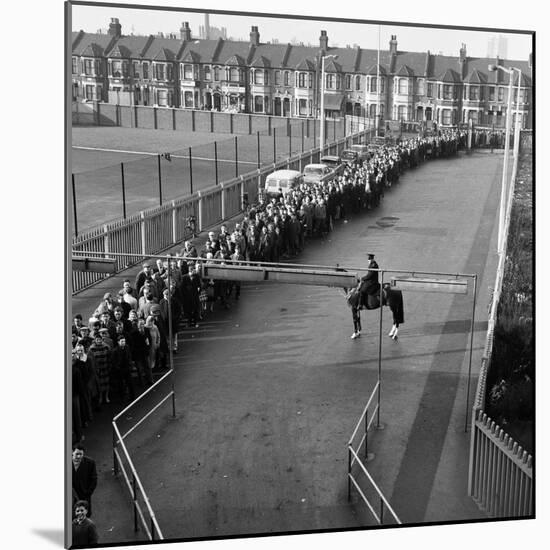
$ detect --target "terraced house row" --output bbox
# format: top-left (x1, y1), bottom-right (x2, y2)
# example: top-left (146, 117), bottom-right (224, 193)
top-left (71, 18), bottom-right (533, 128)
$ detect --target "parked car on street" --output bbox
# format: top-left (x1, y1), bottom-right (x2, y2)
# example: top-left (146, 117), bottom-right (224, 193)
top-left (302, 163), bottom-right (336, 185)
top-left (264, 169), bottom-right (303, 197)
top-left (320, 155), bottom-right (345, 177)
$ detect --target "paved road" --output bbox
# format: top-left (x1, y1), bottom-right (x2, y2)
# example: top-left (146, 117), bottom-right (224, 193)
top-left (75, 149), bottom-right (504, 544)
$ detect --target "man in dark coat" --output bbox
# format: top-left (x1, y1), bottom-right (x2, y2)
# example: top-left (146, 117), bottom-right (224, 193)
top-left (72, 443), bottom-right (98, 517)
top-left (358, 253), bottom-right (380, 308)
top-left (382, 283), bottom-right (404, 339)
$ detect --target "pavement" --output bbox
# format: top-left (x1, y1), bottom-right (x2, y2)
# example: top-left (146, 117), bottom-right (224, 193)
top-left (70, 149), bottom-right (504, 545)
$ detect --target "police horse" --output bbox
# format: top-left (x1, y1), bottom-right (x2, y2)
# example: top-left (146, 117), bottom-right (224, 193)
top-left (345, 280), bottom-right (404, 340)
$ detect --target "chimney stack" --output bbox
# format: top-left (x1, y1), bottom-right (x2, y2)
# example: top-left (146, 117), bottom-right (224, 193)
top-left (459, 43), bottom-right (467, 62)
top-left (319, 30), bottom-right (328, 52)
top-left (180, 21), bottom-right (192, 41)
top-left (108, 17), bottom-right (122, 39)
top-left (250, 26), bottom-right (260, 47)
top-left (389, 35), bottom-right (397, 55)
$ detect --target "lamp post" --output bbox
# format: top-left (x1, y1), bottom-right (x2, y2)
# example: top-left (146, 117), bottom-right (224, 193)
top-left (487, 63), bottom-right (521, 256)
top-left (319, 54), bottom-right (338, 153)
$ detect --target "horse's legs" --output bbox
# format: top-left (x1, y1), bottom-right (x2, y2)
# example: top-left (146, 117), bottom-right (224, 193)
top-left (351, 306), bottom-right (362, 338)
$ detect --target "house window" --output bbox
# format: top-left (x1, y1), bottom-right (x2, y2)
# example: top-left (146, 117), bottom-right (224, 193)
top-left (427, 82), bottom-right (434, 97)
top-left (254, 70), bottom-right (264, 85)
top-left (112, 60), bottom-right (122, 77)
top-left (325, 74), bottom-right (335, 89)
top-left (398, 78), bottom-right (408, 95)
top-left (397, 105), bottom-right (407, 120)
top-left (143, 63), bottom-right (149, 79)
top-left (230, 67), bottom-right (240, 82)
top-left (417, 79), bottom-right (424, 95)
top-left (167, 65), bottom-right (173, 81)
top-left (299, 98), bottom-right (308, 116)
top-left (309, 73), bottom-right (313, 88)
top-left (214, 66), bottom-right (220, 80)
top-left (284, 71), bottom-right (290, 86)
top-left (345, 75), bottom-right (351, 90)
top-left (355, 75), bottom-right (361, 91)
top-left (443, 84), bottom-right (453, 99)
top-left (85, 85), bottom-right (94, 100)
top-left (95, 60), bottom-right (102, 76)
top-left (157, 89), bottom-right (167, 106)
top-left (265, 71), bottom-right (269, 85)
top-left (369, 104), bottom-right (376, 118)
top-left (134, 86), bottom-right (141, 103)
top-left (72, 57), bottom-right (78, 74)
top-left (489, 86), bottom-right (495, 101)
top-left (184, 91), bottom-right (193, 107)
top-left (84, 59), bottom-right (93, 76)
top-left (468, 110), bottom-right (479, 124)
top-left (469, 86), bottom-right (479, 100)
top-left (274, 70), bottom-right (281, 85)
top-left (204, 65), bottom-right (211, 80)
top-left (122, 61), bottom-right (129, 77)
top-left (370, 77), bottom-right (376, 93)
top-left (254, 95), bottom-right (264, 112)
top-left (442, 109), bottom-right (452, 125)
top-left (498, 87), bottom-right (504, 101)
top-left (155, 64), bottom-right (165, 80)
top-left (133, 61), bottom-right (140, 78)
top-left (184, 64), bottom-right (193, 80)
top-left (336, 75), bottom-right (341, 90)
top-left (298, 72), bottom-right (306, 88)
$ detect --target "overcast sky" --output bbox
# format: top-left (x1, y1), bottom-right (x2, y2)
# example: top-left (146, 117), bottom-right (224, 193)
top-left (71, 0), bottom-right (533, 62)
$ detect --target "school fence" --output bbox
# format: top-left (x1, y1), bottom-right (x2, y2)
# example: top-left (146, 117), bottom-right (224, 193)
top-left (467, 132), bottom-right (533, 517)
top-left (71, 127), bottom-right (373, 294)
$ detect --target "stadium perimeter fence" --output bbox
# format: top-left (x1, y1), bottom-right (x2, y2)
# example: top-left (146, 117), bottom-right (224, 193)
top-left (71, 127), bottom-right (373, 294)
top-left (72, 106), bottom-right (348, 233)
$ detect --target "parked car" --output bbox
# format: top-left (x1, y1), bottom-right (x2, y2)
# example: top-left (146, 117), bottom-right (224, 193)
top-left (320, 155), bottom-right (345, 177)
top-left (302, 163), bottom-right (336, 185)
top-left (349, 144), bottom-right (370, 161)
top-left (341, 149), bottom-right (359, 164)
top-left (264, 169), bottom-right (303, 197)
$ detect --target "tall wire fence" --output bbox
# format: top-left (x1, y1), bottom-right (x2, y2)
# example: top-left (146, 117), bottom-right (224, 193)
top-left (72, 106), bottom-right (346, 233)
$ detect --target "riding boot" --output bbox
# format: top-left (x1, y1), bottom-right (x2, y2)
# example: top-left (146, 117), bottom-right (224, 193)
top-left (392, 327), bottom-right (399, 339)
top-left (388, 324), bottom-right (396, 337)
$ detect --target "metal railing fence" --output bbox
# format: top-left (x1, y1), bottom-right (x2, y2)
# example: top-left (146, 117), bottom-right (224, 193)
top-left (468, 410), bottom-right (533, 517)
top-left (111, 369), bottom-right (176, 541)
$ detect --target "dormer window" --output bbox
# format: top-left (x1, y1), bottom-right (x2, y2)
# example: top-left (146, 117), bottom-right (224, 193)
top-left (155, 63), bottom-right (165, 80)
top-left (254, 69), bottom-right (264, 85)
top-left (398, 78), bottom-right (408, 95)
top-left (112, 60), bottom-right (122, 78)
top-left (72, 57), bottom-right (78, 74)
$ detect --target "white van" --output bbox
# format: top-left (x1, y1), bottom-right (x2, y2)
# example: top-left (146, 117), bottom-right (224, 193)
top-left (264, 169), bottom-right (302, 197)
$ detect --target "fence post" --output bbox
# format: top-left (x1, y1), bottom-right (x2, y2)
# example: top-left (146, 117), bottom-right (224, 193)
top-left (134, 105), bottom-right (138, 128)
top-left (72, 174), bottom-right (78, 237)
top-left (268, 116), bottom-right (272, 136)
top-left (140, 211), bottom-right (146, 256)
top-left (249, 114), bottom-right (252, 135)
top-left (347, 447), bottom-right (352, 500)
top-left (210, 110), bottom-right (214, 133)
top-left (235, 136), bottom-right (238, 178)
top-left (133, 474), bottom-right (138, 532)
top-left (188, 147), bottom-right (193, 195)
top-left (214, 141), bottom-right (219, 185)
top-left (121, 162), bottom-right (127, 219)
top-left (230, 113), bottom-right (234, 134)
top-left (112, 426), bottom-right (118, 476)
top-left (197, 191), bottom-right (203, 232)
top-left (104, 224), bottom-right (110, 257)
top-left (172, 200), bottom-right (177, 244)
top-left (191, 109), bottom-right (196, 132)
top-left (289, 123), bottom-right (292, 158)
top-left (154, 106), bottom-right (158, 130)
top-left (172, 108), bottom-right (176, 130)
top-left (157, 154), bottom-right (163, 205)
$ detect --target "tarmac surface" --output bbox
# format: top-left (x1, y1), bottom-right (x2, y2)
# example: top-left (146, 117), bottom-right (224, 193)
top-left (70, 148), bottom-right (506, 545)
